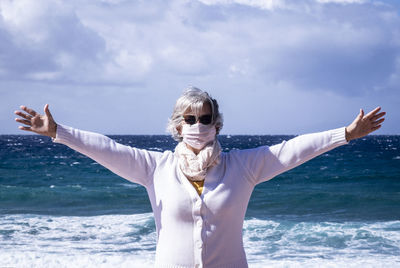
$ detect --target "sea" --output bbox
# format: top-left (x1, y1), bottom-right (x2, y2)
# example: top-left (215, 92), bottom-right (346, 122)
top-left (0, 134), bottom-right (399, 268)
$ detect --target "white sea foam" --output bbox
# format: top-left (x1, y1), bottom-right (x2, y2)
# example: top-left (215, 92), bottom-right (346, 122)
top-left (247, 257), bottom-right (400, 268)
top-left (243, 218), bottom-right (400, 267)
top-left (53, 155), bottom-right (68, 159)
top-left (148, 147), bottom-right (164, 152)
top-left (0, 252), bottom-right (155, 268)
top-left (1, 214), bottom-right (400, 267)
top-left (0, 214), bottom-right (156, 267)
top-left (117, 183), bottom-right (140, 188)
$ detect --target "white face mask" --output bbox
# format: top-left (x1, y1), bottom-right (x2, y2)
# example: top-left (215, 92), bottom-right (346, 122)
top-left (181, 123), bottom-right (216, 150)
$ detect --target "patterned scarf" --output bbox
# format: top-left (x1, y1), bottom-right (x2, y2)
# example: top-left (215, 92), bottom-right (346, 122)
top-left (174, 140), bottom-right (222, 181)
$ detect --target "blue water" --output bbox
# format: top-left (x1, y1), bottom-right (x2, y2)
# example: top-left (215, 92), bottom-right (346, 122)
top-left (1, 134), bottom-right (400, 267)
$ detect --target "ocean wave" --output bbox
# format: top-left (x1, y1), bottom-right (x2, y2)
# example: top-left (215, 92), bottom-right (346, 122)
top-left (243, 218), bottom-right (400, 265)
top-left (1, 214), bottom-right (400, 267)
top-left (0, 214), bottom-right (156, 255)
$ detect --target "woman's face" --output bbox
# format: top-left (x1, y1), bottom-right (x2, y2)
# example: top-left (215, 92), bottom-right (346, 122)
top-left (177, 102), bottom-right (213, 135)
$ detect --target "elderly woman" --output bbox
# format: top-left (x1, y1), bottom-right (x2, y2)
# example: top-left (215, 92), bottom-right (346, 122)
top-left (15, 87), bottom-right (385, 268)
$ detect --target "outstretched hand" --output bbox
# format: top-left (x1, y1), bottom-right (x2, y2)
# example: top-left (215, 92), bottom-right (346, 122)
top-left (345, 107), bottom-right (385, 142)
top-left (14, 104), bottom-right (57, 138)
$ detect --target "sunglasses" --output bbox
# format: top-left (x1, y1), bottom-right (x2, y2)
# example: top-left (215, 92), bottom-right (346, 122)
top-left (183, 114), bottom-right (213, 125)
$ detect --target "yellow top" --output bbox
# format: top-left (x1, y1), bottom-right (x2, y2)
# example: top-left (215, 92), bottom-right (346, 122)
top-left (189, 180), bottom-right (205, 196)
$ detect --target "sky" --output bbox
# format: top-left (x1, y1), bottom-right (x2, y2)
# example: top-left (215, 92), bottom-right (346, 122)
top-left (0, 0), bottom-right (399, 135)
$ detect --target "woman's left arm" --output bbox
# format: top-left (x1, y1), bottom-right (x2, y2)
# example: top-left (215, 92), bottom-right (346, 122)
top-left (236, 107), bottom-right (385, 185)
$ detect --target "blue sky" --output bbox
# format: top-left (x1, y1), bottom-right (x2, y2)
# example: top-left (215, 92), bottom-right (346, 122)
top-left (1, 0), bottom-right (399, 135)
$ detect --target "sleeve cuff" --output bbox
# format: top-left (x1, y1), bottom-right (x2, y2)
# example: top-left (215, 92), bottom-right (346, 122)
top-left (52, 124), bottom-right (73, 144)
top-left (331, 127), bottom-right (348, 146)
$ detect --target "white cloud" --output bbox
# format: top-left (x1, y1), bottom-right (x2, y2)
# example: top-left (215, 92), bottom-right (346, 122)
top-left (0, 0), bottom-right (105, 82)
top-left (0, 0), bottom-right (400, 134)
top-left (0, 0), bottom-right (397, 93)
top-left (0, 0), bottom-right (52, 43)
top-left (104, 49), bottom-right (153, 81)
top-left (198, 0), bottom-right (287, 10)
top-left (316, 0), bottom-right (365, 4)
top-left (26, 71), bottom-right (61, 81)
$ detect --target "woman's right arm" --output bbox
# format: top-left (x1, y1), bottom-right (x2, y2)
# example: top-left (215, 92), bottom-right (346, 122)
top-left (15, 105), bottom-right (158, 186)
top-left (232, 107), bottom-right (385, 186)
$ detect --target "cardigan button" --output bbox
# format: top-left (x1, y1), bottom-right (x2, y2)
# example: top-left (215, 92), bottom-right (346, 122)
top-left (196, 220), bottom-right (202, 228)
top-left (196, 241), bottom-right (202, 248)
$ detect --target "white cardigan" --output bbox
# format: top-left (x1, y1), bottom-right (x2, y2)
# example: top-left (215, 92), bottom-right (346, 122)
top-left (53, 125), bottom-right (348, 268)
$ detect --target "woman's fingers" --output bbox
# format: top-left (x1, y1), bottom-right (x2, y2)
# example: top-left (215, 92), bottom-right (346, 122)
top-left (18, 126), bottom-right (33, 132)
top-left (44, 104), bottom-right (49, 114)
top-left (372, 118), bottom-right (385, 126)
top-left (371, 125), bottom-right (382, 131)
top-left (15, 118), bottom-right (32, 126)
top-left (364, 107), bottom-right (381, 119)
top-left (14, 110), bottom-right (32, 120)
top-left (20, 105), bottom-right (38, 117)
top-left (44, 104), bottom-right (53, 119)
top-left (356, 109), bottom-right (364, 122)
top-left (370, 112), bottom-right (386, 121)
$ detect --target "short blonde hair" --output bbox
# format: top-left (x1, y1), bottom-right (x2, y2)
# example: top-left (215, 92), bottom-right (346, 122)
top-left (167, 87), bottom-right (223, 141)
